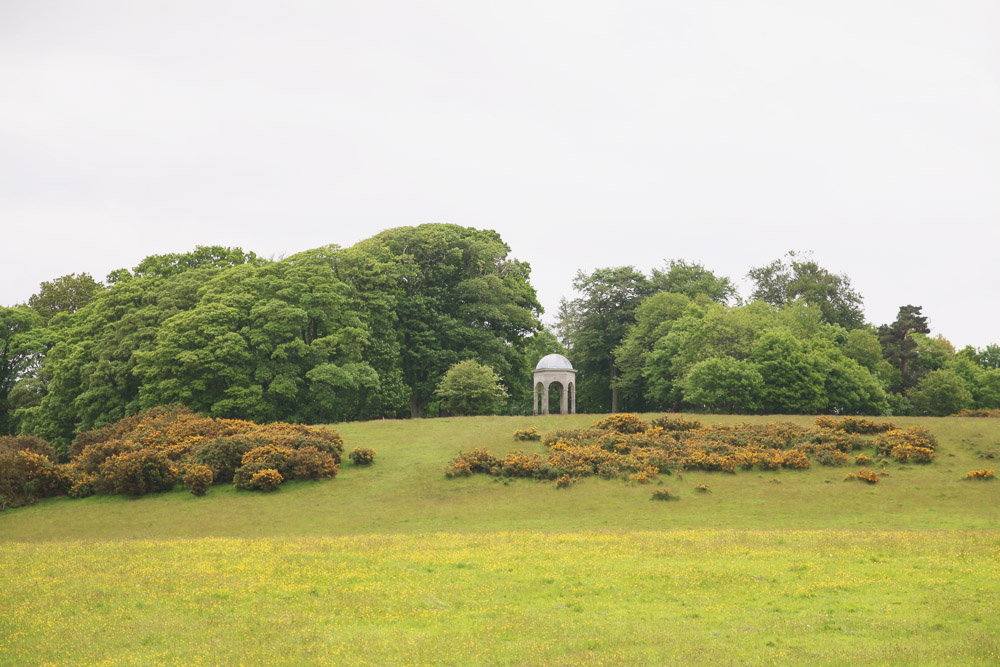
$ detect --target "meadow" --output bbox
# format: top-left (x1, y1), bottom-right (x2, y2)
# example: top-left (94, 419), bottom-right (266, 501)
top-left (2, 414), bottom-right (999, 665)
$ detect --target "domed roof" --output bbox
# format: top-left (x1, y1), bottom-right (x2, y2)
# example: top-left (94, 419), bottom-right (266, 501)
top-left (535, 353), bottom-right (574, 371)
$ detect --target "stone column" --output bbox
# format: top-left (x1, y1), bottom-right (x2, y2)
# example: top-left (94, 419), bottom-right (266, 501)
top-left (533, 382), bottom-right (538, 416)
top-left (541, 381), bottom-right (549, 415)
top-left (560, 381), bottom-right (568, 414)
top-left (571, 382), bottom-right (576, 414)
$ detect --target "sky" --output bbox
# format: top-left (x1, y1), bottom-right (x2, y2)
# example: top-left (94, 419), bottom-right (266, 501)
top-left (2, 1), bottom-right (998, 347)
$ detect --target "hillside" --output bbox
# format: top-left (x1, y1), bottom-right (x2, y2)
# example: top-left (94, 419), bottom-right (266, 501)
top-left (2, 414), bottom-right (998, 665)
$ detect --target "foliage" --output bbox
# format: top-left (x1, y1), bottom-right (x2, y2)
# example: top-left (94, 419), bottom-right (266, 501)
top-left (348, 447), bottom-right (376, 466)
top-left (681, 356), bottom-right (763, 413)
top-left (96, 448), bottom-right (177, 496)
top-left (648, 415), bottom-right (703, 431)
top-left (27, 273), bottom-right (103, 324)
top-left (874, 428), bottom-right (938, 456)
top-left (0, 448), bottom-right (70, 509)
top-left (964, 469), bottom-right (994, 480)
top-left (0, 307), bottom-right (40, 436)
top-left (513, 427), bottom-right (541, 441)
top-left (951, 409), bottom-right (1000, 418)
top-left (591, 413), bottom-right (648, 433)
top-left (747, 252), bottom-right (865, 329)
top-left (558, 266), bottom-right (655, 412)
top-left (878, 305), bottom-right (930, 391)
top-left (249, 468), bottom-right (284, 492)
top-left (814, 416), bottom-right (896, 434)
top-left (650, 489), bottom-right (679, 501)
top-left (434, 360), bottom-right (509, 416)
top-left (181, 465), bottom-right (213, 496)
top-left (845, 468), bottom-right (880, 484)
top-left (650, 260), bottom-right (738, 304)
top-left (909, 369), bottom-right (973, 416)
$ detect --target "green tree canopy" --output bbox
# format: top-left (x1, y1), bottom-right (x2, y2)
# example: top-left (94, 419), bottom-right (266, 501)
top-left (650, 260), bottom-right (738, 304)
top-left (434, 360), bottom-right (509, 416)
top-left (747, 252), bottom-right (865, 329)
top-left (27, 273), bottom-right (103, 324)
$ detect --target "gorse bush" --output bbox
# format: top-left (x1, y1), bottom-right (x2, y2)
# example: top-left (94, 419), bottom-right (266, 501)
top-left (446, 416), bottom-right (938, 486)
top-left (181, 464), bottom-right (213, 496)
top-left (845, 468), bottom-right (880, 484)
top-left (592, 414), bottom-right (648, 434)
top-left (348, 447), bottom-right (376, 466)
top-left (513, 427), bottom-right (541, 441)
top-left (249, 468), bottom-right (283, 492)
top-left (0, 405), bottom-right (349, 506)
top-left (964, 469), bottom-right (995, 480)
top-left (951, 409), bottom-right (1000, 418)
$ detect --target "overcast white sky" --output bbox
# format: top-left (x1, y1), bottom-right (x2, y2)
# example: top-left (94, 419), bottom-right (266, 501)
top-left (2, 1), bottom-right (998, 346)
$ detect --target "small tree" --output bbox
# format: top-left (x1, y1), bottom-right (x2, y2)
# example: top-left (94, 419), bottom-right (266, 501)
top-left (434, 360), bottom-right (509, 416)
top-left (680, 357), bottom-right (763, 414)
top-left (909, 369), bottom-right (973, 416)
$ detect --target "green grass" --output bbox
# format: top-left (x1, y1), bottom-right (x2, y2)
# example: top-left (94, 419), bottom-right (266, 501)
top-left (2, 414), bottom-right (999, 665)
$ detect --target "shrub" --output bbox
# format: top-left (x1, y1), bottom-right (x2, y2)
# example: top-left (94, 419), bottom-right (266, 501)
top-left (694, 483), bottom-right (710, 492)
top-left (952, 409), bottom-right (1000, 418)
top-left (650, 489), bottom-right (679, 501)
top-left (348, 447), bottom-right (376, 466)
top-left (649, 416), bottom-right (702, 432)
top-left (964, 469), bottom-right (995, 480)
top-left (288, 447), bottom-right (339, 480)
top-left (241, 445), bottom-right (293, 478)
top-left (628, 466), bottom-right (658, 484)
top-left (875, 428), bottom-right (938, 456)
top-left (592, 414), bottom-right (648, 434)
top-left (0, 449), bottom-right (71, 509)
top-left (182, 465), bottom-right (214, 496)
top-left (555, 474), bottom-right (573, 489)
top-left (513, 427), bottom-right (541, 441)
top-left (96, 448), bottom-right (177, 496)
top-left (250, 468), bottom-right (283, 491)
top-left (542, 428), bottom-right (602, 447)
top-left (815, 448), bottom-right (850, 467)
top-left (855, 453), bottom-right (873, 466)
top-left (845, 468), bottom-right (880, 484)
top-left (234, 462), bottom-right (277, 490)
top-left (444, 448), bottom-right (499, 478)
top-left (889, 444), bottom-right (936, 464)
top-left (814, 416), bottom-right (896, 434)
top-left (0, 435), bottom-right (59, 462)
top-left (781, 449), bottom-right (811, 470)
top-left (499, 451), bottom-right (546, 478)
top-left (194, 436), bottom-right (262, 483)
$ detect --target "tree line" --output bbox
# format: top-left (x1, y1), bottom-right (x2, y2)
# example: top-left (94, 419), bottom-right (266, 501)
top-left (2, 228), bottom-right (997, 454)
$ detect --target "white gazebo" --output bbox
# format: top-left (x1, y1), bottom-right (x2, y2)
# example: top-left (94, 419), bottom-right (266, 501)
top-left (533, 354), bottom-right (577, 415)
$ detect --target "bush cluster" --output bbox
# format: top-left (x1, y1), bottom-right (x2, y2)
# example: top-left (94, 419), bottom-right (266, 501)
top-left (1, 405), bottom-right (347, 507)
top-left (964, 469), bottom-right (995, 480)
top-left (814, 416), bottom-right (897, 434)
top-left (951, 409), bottom-right (1000, 418)
top-left (513, 427), bottom-right (541, 441)
top-left (445, 414), bottom-right (936, 486)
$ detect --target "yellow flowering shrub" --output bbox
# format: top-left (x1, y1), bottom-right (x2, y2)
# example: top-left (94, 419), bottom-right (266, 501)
top-left (513, 427), bottom-right (541, 441)
top-left (592, 414), bottom-right (648, 434)
top-left (845, 468), bottom-right (880, 484)
top-left (249, 468), bottom-right (283, 491)
top-left (181, 464), bottom-right (214, 496)
top-left (964, 469), bottom-right (995, 480)
top-left (348, 447), bottom-right (376, 466)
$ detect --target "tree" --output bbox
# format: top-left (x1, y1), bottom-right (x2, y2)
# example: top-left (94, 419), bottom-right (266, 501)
top-left (909, 369), bottom-right (973, 416)
top-left (747, 252), bottom-right (865, 329)
top-left (878, 305), bottom-right (930, 391)
top-left (27, 273), bottom-right (103, 324)
top-left (680, 357), bottom-right (762, 413)
top-left (0, 308), bottom-right (40, 435)
top-left (751, 330), bottom-right (826, 414)
top-left (842, 328), bottom-right (883, 371)
top-left (558, 267), bottom-right (654, 413)
top-left (108, 245), bottom-right (266, 283)
top-left (650, 260), bottom-right (738, 304)
top-left (434, 360), bottom-right (509, 416)
top-left (349, 224), bottom-right (540, 418)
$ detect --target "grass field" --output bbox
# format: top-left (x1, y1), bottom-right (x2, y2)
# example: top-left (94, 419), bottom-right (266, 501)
top-left (2, 414), bottom-right (999, 665)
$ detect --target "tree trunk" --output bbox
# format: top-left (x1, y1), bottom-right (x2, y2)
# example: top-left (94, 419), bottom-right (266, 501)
top-left (409, 394), bottom-right (426, 419)
top-left (610, 361), bottom-right (619, 413)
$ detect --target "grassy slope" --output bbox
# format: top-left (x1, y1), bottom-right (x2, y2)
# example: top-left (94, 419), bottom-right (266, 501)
top-left (2, 414), bottom-right (998, 541)
top-left (2, 414), bottom-right (999, 665)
